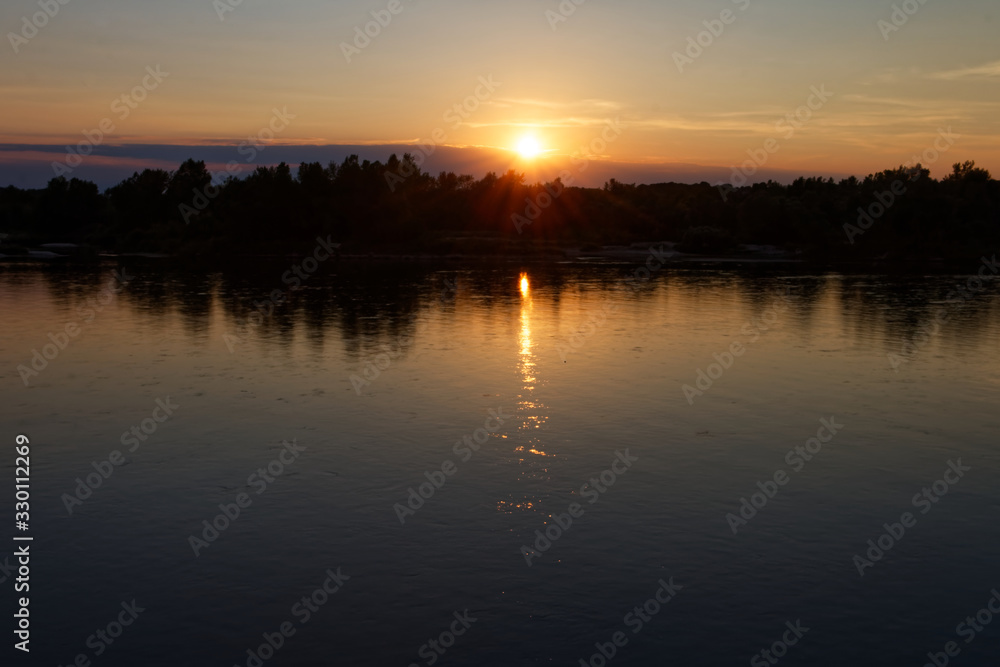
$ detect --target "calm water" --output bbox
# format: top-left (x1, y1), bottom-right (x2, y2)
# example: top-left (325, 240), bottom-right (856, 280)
top-left (2, 258), bottom-right (999, 666)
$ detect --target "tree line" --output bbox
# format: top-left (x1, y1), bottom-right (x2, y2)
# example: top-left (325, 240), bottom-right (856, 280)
top-left (0, 155), bottom-right (996, 260)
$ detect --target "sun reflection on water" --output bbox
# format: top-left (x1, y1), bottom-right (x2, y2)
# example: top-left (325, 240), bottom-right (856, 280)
top-left (516, 272), bottom-right (547, 445)
top-left (498, 272), bottom-right (552, 514)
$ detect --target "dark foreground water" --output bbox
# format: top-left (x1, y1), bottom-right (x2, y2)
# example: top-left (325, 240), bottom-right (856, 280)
top-left (2, 257), bottom-right (999, 666)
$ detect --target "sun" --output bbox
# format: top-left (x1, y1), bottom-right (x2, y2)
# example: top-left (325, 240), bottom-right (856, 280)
top-left (516, 136), bottom-right (543, 159)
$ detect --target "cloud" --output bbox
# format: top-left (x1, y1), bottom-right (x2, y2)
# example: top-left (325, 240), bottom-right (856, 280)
top-left (928, 60), bottom-right (1000, 81)
top-left (496, 98), bottom-right (622, 111)
top-left (467, 98), bottom-right (626, 129)
top-left (462, 117), bottom-right (622, 130)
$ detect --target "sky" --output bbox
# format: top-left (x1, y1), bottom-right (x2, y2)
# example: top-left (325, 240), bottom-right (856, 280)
top-left (1, 0), bottom-right (998, 189)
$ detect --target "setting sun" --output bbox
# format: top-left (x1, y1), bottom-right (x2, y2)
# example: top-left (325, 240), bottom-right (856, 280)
top-left (516, 136), bottom-right (543, 160)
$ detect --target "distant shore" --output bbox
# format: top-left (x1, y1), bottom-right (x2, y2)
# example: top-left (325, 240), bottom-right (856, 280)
top-left (2, 240), bottom-right (990, 270)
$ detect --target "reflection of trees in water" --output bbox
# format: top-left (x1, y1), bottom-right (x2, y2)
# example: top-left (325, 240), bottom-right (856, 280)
top-left (16, 260), bottom-right (1000, 356)
top-left (837, 272), bottom-right (1000, 355)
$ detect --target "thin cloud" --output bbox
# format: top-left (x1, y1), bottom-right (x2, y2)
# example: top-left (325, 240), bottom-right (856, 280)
top-left (496, 98), bottom-right (622, 111)
top-left (928, 60), bottom-right (1000, 80)
top-left (463, 116), bottom-right (624, 130)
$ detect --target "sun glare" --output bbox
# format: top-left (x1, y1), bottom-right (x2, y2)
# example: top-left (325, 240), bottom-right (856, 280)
top-left (516, 136), bottom-right (542, 160)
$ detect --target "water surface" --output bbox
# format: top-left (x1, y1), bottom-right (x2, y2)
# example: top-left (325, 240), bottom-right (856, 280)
top-left (2, 258), bottom-right (999, 666)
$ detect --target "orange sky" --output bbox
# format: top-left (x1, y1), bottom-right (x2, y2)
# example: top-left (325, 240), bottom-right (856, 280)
top-left (2, 0), bottom-right (998, 185)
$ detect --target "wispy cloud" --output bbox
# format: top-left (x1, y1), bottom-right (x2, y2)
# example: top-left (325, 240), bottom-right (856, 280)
top-left (860, 62), bottom-right (1000, 85)
top-left (928, 60), bottom-right (1000, 80)
top-left (454, 98), bottom-right (625, 130)
top-left (495, 98), bottom-right (623, 111)
top-left (463, 117), bottom-right (621, 130)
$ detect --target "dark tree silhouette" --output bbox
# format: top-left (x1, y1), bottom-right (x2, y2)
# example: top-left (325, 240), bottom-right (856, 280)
top-left (0, 156), bottom-right (996, 261)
